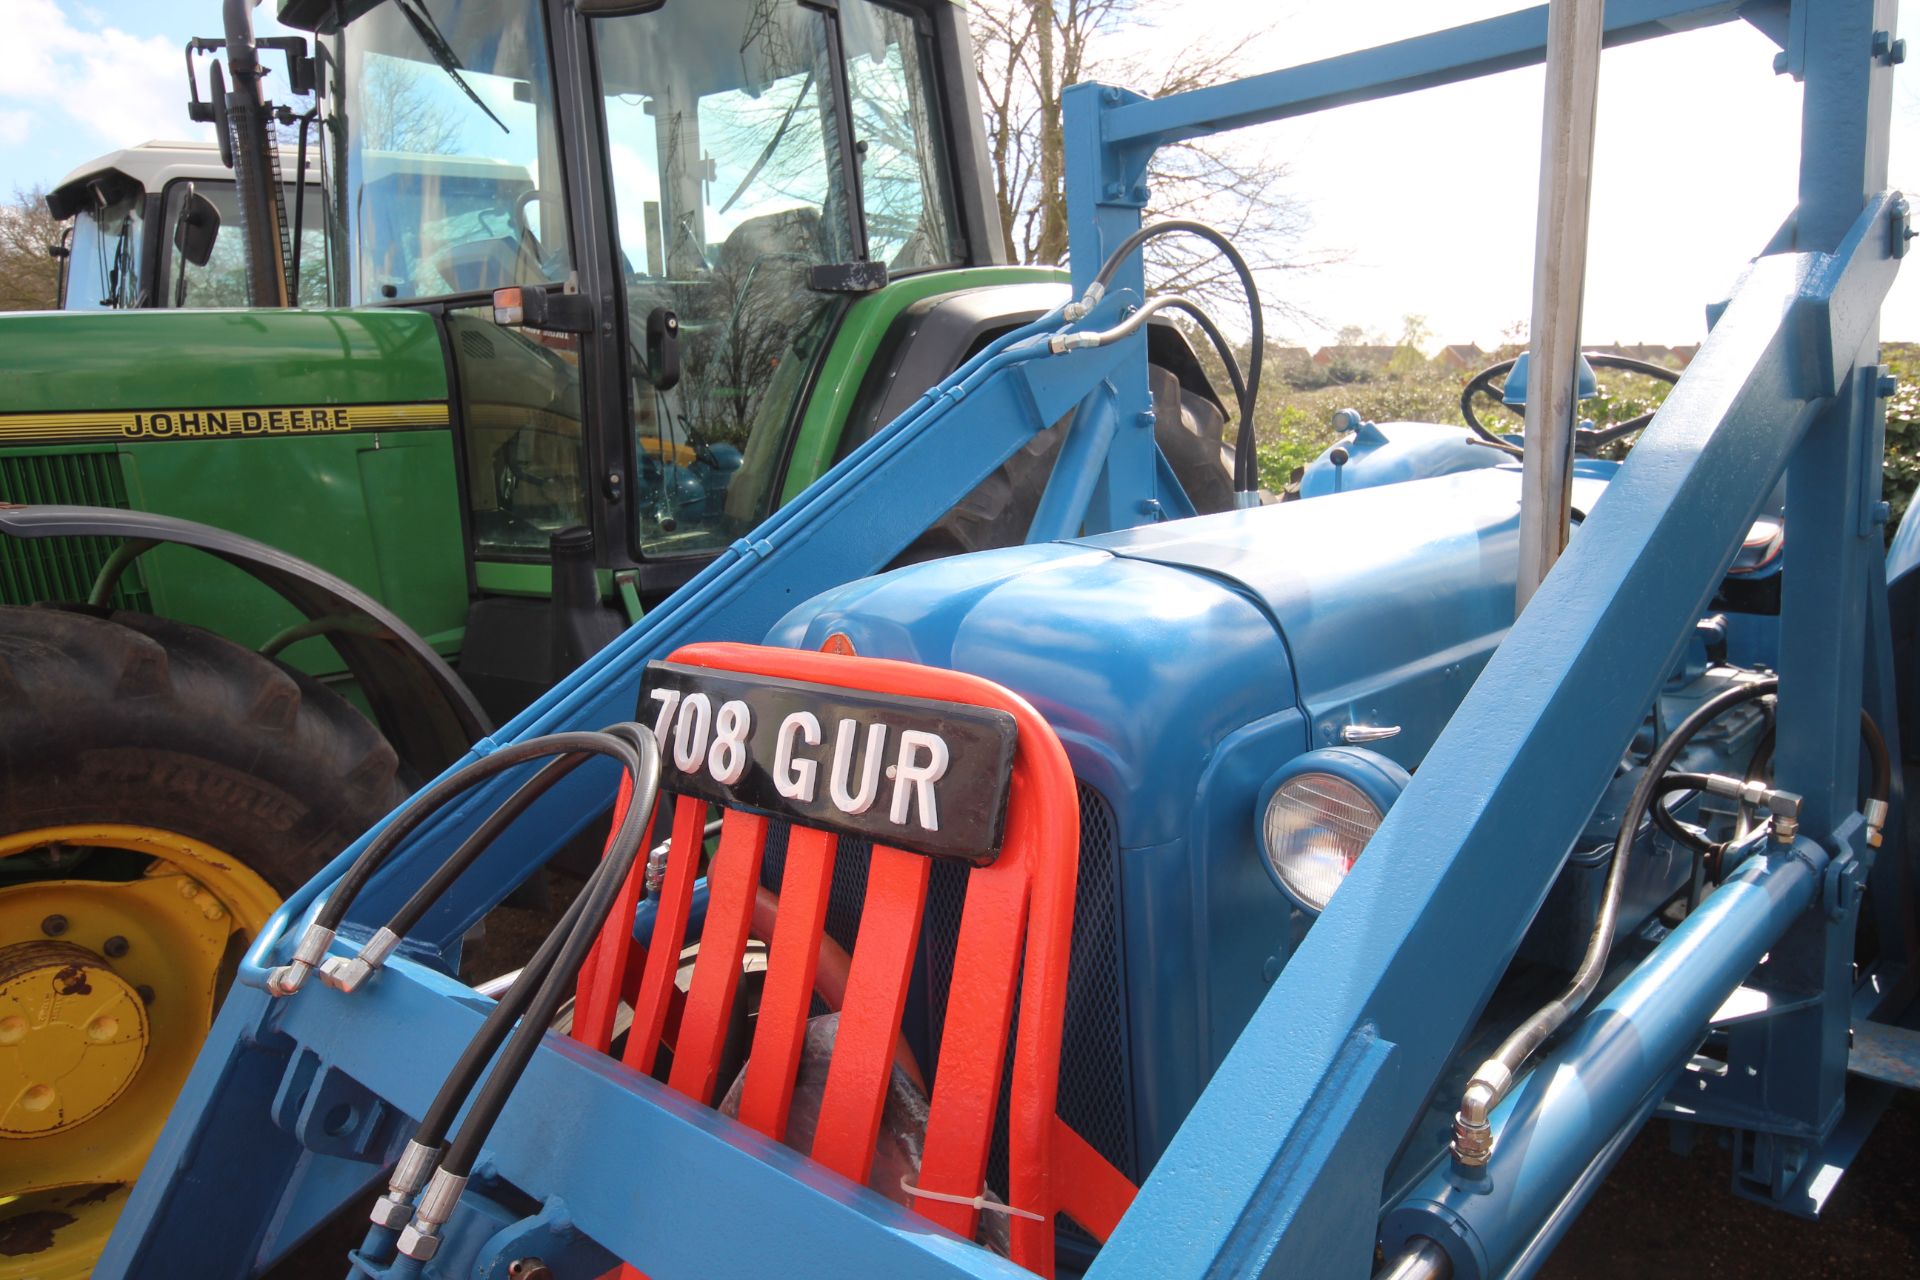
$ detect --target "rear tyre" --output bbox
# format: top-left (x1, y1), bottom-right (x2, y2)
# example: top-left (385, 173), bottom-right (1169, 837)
top-left (0, 605), bottom-right (403, 1280)
top-left (0, 606), bottom-right (402, 886)
top-left (900, 365), bottom-right (1235, 562)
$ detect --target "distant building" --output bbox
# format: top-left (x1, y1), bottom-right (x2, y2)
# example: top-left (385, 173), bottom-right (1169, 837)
top-left (1593, 343), bottom-right (1682, 368)
top-left (1311, 345), bottom-right (1398, 369)
top-left (1432, 342), bottom-right (1487, 371)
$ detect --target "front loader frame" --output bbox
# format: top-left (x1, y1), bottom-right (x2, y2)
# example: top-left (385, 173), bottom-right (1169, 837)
top-left (102, 3), bottom-right (1910, 1277)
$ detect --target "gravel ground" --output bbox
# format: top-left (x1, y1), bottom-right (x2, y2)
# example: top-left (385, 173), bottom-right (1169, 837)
top-left (1544, 1088), bottom-right (1920, 1278)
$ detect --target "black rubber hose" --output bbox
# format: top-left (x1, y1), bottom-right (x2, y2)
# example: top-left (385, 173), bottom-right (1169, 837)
top-left (1862, 709), bottom-right (1891, 803)
top-left (1156, 296), bottom-right (1250, 469)
top-left (409, 726), bottom-right (659, 1146)
top-left (382, 753), bottom-right (588, 939)
top-left (1089, 220), bottom-right (1263, 492)
top-left (315, 731), bottom-right (640, 932)
top-left (1651, 778), bottom-right (1719, 858)
top-left (1743, 712), bottom-right (1887, 801)
top-left (411, 859), bottom-right (604, 1147)
top-left (438, 727), bottom-right (662, 1179)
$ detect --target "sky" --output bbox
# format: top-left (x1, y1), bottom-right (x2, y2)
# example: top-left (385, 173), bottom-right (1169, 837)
top-left (5, 0), bottom-right (1920, 349)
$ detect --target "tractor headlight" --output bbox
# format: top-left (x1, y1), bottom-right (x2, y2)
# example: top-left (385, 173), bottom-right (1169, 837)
top-left (1257, 747), bottom-right (1410, 914)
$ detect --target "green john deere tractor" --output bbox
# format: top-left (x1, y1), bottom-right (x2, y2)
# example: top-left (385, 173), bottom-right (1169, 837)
top-left (0, 0), bottom-right (1231, 1267)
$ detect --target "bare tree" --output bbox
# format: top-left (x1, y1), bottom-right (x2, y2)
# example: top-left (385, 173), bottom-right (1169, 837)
top-left (970, 0), bottom-right (1330, 327)
top-left (358, 58), bottom-right (465, 154)
top-left (0, 188), bottom-right (64, 312)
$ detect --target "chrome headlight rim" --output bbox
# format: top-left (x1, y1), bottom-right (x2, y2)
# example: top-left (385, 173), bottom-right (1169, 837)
top-left (1255, 746), bottom-right (1411, 915)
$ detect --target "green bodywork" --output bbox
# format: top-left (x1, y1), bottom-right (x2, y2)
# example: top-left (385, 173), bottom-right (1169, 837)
top-left (0, 265), bottom-right (1066, 683)
top-left (778, 266), bottom-right (1065, 506)
top-left (1, 310), bottom-right (463, 677)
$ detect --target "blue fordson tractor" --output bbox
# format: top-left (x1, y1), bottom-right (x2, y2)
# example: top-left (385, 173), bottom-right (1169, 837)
top-left (90, 1), bottom-right (1920, 1278)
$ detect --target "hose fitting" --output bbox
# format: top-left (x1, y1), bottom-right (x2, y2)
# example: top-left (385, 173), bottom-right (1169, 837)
top-left (644, 843), bottom-right (671, 898)
top-left (369, 1139), bottom-right (442, 1229)
top-left (1865, 797), bottom-right (1889, 849)
top-left (1061, 281), bottom-right (1105, 323)
top-left (397, 1167), bottom-right (468, 1260)
top-left (266, 923), bottom-right (335, 996)
top-left (320, 925), bottom-right (401, 994)
top-left (1450, 1064), bottom-right (1510, 1166)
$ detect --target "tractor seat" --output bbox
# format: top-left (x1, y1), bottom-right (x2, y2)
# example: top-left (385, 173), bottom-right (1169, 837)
top-left (570, 642), bottom-right (1135, 1278)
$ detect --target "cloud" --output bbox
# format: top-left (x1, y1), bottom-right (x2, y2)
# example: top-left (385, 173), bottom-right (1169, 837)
top-left (0, 0), bottom-right (188, 156)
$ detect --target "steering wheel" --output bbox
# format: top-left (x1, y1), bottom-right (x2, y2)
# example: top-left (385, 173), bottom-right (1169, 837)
top-left (1460, 352), bottom-right (1681, 457)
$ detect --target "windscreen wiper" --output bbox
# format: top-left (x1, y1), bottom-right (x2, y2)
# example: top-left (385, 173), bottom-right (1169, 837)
top-left (392, 0), bottom-right (508, 134)
top-left (719, 68), bottom-right (814, 215)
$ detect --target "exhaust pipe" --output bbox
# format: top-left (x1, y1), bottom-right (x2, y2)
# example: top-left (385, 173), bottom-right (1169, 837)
top-left (222, 0), bottom-right (291, 306)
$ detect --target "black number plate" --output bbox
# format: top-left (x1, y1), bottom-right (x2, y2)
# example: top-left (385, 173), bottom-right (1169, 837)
top-left (637, 661), bottom-right (1019, 864)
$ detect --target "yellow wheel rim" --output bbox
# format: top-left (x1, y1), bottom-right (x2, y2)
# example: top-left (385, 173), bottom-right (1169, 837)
top-left (0, 826), bottom-right (279, 1280)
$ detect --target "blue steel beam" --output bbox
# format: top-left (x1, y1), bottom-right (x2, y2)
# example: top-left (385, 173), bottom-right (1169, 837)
top-left (1099, 0), bottom-right (1752, 153)
top-left (161, 967), bottom-right (1026, 1280)
top-left (1728, 0), bottom-right (1896, 1165)
top-left (1088, 191), bottom-right (1902, 1278)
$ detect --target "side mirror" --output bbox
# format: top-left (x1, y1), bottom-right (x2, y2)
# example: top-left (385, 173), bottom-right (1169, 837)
top-left (174, 187), bottom-right (221, 268)
top-left (646, 307), bottom-right (681, 391)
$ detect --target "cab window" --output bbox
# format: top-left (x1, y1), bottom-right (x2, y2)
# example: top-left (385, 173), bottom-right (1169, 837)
top-left (447, 307), bottom-right (589, 556)
top-left (336, 0), bottom-right (572, 302)
top-left (64, 197), bottom-right (146, 310)
top-left (593, 0), bottom-right (963, 560)
top-left (158, 181), bottom-right (330, 307)
top-left (841, 1), bottom-right (963, 272)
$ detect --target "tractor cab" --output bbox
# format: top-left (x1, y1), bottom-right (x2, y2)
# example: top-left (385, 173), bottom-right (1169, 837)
top-left (278, 0), bottom-right (1009, 706)
top-left (45, 141), bottom-right (327, 309)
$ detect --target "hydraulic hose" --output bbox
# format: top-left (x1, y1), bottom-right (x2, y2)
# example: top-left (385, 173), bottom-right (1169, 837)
top-left (268, 730), bottom-right (641, 995)
top-left (1452, 676), bottom-right (1779, 1164)
top-left (1861, 710), bottom-right (1891, 846)
top-left (1159, 297), bottom-right (1249, 429)
top-left (364, 770), bottom-right (643, 1252)
top-left (1048, 294), bottom-right (1203, 353)
top-left (398, 730), bottom-right (662, 1260)
top-left (320, 753), bottom-right (593, 993)
top-left (1086, 220), bottom-right (1264, 494)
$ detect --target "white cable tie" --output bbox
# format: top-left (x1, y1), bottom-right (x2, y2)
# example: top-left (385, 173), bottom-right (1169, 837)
top-left (898, 1176), bottom-right (1045, 1222)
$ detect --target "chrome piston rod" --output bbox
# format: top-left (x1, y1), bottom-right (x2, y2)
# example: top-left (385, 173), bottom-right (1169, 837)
top-left (1516, 0), bottom-right (1606, 610)
top-left (1379, 836), bottom-right (1829, 1280)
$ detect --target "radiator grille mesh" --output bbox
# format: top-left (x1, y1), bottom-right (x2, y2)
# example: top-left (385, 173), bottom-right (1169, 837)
top-left (0, 452), bottom-right (151, 610)
top-left (761, 779), bottom-right (1133, 1203)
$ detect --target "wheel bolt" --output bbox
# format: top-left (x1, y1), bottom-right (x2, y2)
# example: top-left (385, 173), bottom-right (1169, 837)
top-left (103, 936), bottom-right (130, 958)
top-left (136, 985), bottom-right (156, 1005)
top-left (21, 1084), bottom-right (54, 1113)
top-left (87, 1016), bottom-right (119, 1042)
top-left (0, 1016), bottom-right (25, 1045)
top-left (40, 914), bottom-right (67, 937)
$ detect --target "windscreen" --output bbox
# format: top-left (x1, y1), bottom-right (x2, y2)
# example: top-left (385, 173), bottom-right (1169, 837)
top-left (335, 0), bottom-right (570, 302)
top-left (591, 0), bottom-right (961, 559)
top-left (63, 195), bottom-right (145, 310)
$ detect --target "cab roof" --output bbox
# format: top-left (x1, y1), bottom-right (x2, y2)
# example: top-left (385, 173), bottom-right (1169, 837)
top-left (46, 141), bottom-right (316, 221)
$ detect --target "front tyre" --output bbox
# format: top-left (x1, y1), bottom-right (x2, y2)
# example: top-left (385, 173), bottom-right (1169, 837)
top-left (0, 606), bottom-right (403, 1279)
